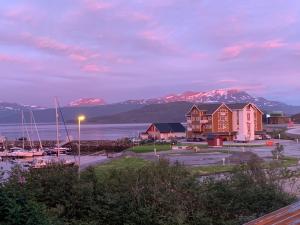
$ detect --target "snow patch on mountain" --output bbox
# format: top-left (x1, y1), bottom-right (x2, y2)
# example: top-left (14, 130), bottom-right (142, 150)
top-left (69, 98), bottom-right (106, 107)
top-left (121, 89), bottom-right (287, 108)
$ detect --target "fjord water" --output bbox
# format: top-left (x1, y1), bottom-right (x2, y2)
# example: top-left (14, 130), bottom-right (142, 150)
top-left (0, 123), bottom-right (150, 141)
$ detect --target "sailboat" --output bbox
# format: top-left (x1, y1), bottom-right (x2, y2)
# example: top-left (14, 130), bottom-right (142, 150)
top-left (8, 111), bottom-right (34, 158)
top-left (28, 110), bottom-right (45, 156)
top-left (31, 98), bottom-right (75, 169)
top-left (8, 111), bottom-right (45, 158)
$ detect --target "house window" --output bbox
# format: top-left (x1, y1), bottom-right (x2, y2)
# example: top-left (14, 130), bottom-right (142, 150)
top-left (218, 109), bottom-right (228, 130)
top-left (247, 113), bottom-right (250, 121)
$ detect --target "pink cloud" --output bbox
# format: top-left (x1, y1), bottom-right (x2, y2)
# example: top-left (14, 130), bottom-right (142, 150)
top-left (69, 54), bottom-right (88, 61)
top-left (218, 79), bottom-right (238, 84)
top-left (138, 28), bottom-right (181, 54)
top-left (220, 39), bottom-right (286, 60)
top-left (226, 84), bottom-right (267, 93)
top-left (260, 39), bottom-right (286, 49)
top-left (0, 54), bottom-right (14, 62)
top-left (83, 0), bottom-right (113, 11)
top-left (81, 64), bottom-right (110, 73)
top-left (190, 52), bottom-right (208, 60)
top-left (19, 33), bottom-right (95, 62)
top-left (140, 30), bottom-right (165, 42)
top-left (220, 43), bottom-right (253, 60)
top-left (0, 53), bottom-right (28, 64)
top-left (122, 11), bottom-right (152, 22)
top-left (3, 5), bottom-right (38, 24)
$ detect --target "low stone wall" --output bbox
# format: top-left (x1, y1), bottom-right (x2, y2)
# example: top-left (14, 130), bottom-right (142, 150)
top-left (1, 140), bottom-right (132, 154)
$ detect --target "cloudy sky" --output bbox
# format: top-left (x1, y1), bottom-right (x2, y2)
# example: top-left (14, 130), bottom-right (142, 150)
top-left (0, 0), bottom-right (300, 106)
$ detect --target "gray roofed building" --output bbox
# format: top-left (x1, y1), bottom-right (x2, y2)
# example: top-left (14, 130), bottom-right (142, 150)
top-left (226, 102), bottom-right (249, 110)
top-left (143, 123), bottom-right (186, 140)
top-left (152, 123), bottom-right (186, 133)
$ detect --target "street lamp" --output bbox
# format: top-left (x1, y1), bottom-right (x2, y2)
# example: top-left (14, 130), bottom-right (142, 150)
top-left (78, 115), bottom-right (85, 179)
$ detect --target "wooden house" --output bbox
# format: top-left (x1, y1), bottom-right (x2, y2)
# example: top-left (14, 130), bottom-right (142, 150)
top-left (142, 123), bottom-right (186, 140)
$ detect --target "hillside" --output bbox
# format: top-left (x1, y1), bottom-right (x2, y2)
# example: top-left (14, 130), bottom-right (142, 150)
top-left (89, 102), bottom-right (300, 124)
top-left (88, 102), bottom-right (194, 124)
top-left (0, 103), bottom-right (144, 124)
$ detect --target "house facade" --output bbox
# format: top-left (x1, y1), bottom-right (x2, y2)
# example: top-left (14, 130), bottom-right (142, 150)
top-left (186, 103), bottom-right (234, 141)
top-left (142, 123), bottom-right (186, 140)
top-left (227, 103), bottom-right (263, 141)
top-left (186, 102), bottom-right (263, 141)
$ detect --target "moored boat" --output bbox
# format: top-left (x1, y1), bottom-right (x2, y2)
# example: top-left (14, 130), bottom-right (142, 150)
top-left (30, 149), bottom-right (45, 157)
top-left (9, 147), bottom-right (34, 158)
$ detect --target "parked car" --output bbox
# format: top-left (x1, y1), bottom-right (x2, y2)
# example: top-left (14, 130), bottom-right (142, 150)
top-left (187, 137), bottom-right (207, 142)
top-left (262, 134), bottom-right (272, 140)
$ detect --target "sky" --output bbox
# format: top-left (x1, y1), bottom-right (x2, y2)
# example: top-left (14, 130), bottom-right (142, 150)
top-left (0, 0), bottom-right (300, 106)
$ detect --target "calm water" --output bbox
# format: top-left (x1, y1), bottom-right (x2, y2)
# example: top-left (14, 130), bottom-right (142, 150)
top-left (0, 123), bottom-right (150, 141)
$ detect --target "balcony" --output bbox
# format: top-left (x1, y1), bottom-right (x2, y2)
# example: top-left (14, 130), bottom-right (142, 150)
top-left (200, 120), bottom-right (208, 124)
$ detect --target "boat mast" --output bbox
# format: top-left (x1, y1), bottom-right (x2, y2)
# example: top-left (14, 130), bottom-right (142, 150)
top-left (55, 97), bottom-right (60, 157)
top-left (31, 110), bottom-right (43, 150)
top-left (21, 110), bottom-right (25, 149)
top-left (24, 118), bottom-right (33, 149)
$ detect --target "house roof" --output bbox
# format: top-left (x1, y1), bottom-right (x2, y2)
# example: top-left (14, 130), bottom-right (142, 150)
top-left (245, 201), bottom-right (300, 225)
top-left (195, 103), bottom-right (224, 114)
top-left (226, 102), bottom-right (249, 110)
top-left (227, 102), bottom-right (264, 114)
top-left (152, 123), bottom-right (186, 133)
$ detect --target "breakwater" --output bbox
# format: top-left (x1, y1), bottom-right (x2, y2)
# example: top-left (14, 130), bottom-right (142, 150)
top-left (0, 140), bottom-right (132, 154)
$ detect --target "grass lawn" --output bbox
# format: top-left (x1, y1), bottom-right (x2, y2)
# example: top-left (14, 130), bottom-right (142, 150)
top-left (90, 155), bottom-right (299, 178)
top-left (191, 156), bottom-right (299, 176)
top-left (128, 144), bottom-right (172, 153)
top-left (92, 157), bottom-right (150, 177)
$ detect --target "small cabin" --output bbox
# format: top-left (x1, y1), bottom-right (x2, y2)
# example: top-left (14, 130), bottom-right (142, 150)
top-left (207, 134), bottom-right (223, 147)
top-left (141, 123), bottom-right (186, 140)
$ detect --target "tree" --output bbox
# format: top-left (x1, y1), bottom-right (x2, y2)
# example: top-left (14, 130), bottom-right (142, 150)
top-left (271, 143), bottom-right (284, 160)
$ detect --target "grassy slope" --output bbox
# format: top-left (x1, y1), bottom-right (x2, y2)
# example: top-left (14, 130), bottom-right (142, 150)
top-left (93, 157), bottom-right (150, 177)
top-left (93, 156), bottom-right (299, 177)
top-left (89, 101), bottom-right (193, 123)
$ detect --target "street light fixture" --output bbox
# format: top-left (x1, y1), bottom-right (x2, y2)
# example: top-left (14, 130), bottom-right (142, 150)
top-left (78, 115), bottom-right (85, 179)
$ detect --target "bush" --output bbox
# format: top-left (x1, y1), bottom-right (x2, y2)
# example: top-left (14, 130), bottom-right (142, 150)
top-left (0, 159), bottom-right (296, 225)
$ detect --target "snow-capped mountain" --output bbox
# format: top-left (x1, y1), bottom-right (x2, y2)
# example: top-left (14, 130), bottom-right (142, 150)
top-left (0, 102), bottom-right (45, 111)
top-left (122, 89), bottom-right (286, 108)
top-left (69, 98), bottom-right (106, 107)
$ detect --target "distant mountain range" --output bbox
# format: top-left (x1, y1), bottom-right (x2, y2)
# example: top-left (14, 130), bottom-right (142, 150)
top-left (122, 89), bottom-right (287, 108)
top-left (0, 89), bottom-right (299, 124)
top-left (69, 98), bottom-right (106, 107)
top-left (0, 102), bottom-right (46, 111)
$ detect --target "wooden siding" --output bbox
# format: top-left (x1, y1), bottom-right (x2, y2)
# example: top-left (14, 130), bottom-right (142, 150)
top-left (255, 109), bottom-right (263, 131)
top-left (212, 105), bottom-right (233, 133)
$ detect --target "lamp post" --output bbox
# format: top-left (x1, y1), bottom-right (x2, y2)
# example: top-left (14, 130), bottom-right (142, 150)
top-left (78, 115), bottom-right (85, 179)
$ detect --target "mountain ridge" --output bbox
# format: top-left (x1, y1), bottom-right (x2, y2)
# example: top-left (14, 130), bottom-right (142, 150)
top-left (120, 89), bottom-right (287, 109)
top-left (0, 89), bottom-right (299, 124)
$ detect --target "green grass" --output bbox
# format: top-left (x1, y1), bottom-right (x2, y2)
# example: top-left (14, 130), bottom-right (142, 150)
top-left (128, 144), bottom-right (172, 153)
top-left (191, 156), bottom-right (299, 176)
top-left (91, 155), bottom-right (299, 178)
top-left (92, 157), bottom-right (149, 179)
